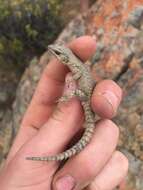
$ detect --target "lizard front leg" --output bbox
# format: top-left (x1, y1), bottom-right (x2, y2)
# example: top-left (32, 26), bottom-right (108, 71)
top-left (58, 89), bottom-right (87, 103)
top-left (58, 73), bottom-right (87, 103)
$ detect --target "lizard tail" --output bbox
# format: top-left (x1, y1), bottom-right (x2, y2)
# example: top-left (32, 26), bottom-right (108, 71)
top-left (26, 125), bottom-right (94, 161)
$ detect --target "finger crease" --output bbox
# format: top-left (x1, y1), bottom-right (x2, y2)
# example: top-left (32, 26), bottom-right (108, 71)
top-left (29, 124), bottom-right (39, 131)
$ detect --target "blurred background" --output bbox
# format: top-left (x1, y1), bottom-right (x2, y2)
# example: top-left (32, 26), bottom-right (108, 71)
top-left (0, 0), bottom-right (89, 94)
top-left (0, 0), bottom-right (143, 189)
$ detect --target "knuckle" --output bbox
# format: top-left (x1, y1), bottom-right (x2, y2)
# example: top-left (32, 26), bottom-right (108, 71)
top-left (114, 151), bottom-right (129, 174)
top-left (102, 79), bottom-right (122, 90)
top-left (51, 105), bottom-right (67, 123)
top-left (101, 119), bottom-right (119, 139)
top-left (97, 79), bottom-right (123, 99)
top-left (107, 80), bottom-right (123, 99)
top-left (107, 119), bottom-right (119, 137)
top-left (51, 99), bottom-right (82, 124)
top-left (90, 182), bottom-right (102, 190)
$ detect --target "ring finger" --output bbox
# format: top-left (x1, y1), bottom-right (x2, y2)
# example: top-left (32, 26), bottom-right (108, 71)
top-left (87, 151), bottom-right (128, 190)
top-left (52, 119), bottom-right (120, 190)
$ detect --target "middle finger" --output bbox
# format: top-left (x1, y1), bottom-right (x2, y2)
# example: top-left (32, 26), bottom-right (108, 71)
top-left (53, 119), bottom-right (119, 190)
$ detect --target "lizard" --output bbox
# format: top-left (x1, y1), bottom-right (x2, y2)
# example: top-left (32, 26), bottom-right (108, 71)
top-left (26, 44), bottom-right (95, 161)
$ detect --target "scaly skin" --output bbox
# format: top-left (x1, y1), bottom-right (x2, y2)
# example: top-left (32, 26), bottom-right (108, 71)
top-left (26, 44), bottom-right (95, 161)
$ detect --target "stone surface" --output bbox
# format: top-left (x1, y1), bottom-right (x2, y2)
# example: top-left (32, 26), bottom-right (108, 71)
top-left (1, 0), bottom-right (143, 189)
top-left (0, 67), bottom-right (19, 169)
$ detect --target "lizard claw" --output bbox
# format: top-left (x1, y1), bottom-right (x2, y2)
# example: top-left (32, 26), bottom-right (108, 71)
top-left (57, 95), bottom-right (70, 103)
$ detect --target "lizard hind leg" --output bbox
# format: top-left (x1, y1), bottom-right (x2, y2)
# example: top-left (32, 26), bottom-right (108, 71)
top-left (75, 89), bottom-right (88, 101)
top-left (57, 91), bottom-right (76, 103)
top-left (57, 89), bottom-right (88, 103)
top-left (73, 72), bottom-right (82, 80)
top-left (57, 95), bottom-right (70, 103)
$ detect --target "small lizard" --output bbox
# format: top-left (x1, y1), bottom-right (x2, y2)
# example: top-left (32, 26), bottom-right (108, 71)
top-left (26, 44), bottom-right (95, 161)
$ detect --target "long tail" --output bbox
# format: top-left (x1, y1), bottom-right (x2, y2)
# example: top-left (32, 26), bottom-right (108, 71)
top-left (26, 124), bottom-right (94, 161)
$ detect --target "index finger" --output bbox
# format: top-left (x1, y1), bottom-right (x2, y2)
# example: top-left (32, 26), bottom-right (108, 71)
top-left (7, 36), bottom-right (96, 162)
top-left (22, 36), bottom-right (96, 128)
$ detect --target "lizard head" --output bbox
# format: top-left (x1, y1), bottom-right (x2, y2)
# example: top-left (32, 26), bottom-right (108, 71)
top-left (48, 44), bottom-right (70, 64)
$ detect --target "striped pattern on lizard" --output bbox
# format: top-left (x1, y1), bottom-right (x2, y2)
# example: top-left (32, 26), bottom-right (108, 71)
top-left (26, 44), bottom-right (95, 161)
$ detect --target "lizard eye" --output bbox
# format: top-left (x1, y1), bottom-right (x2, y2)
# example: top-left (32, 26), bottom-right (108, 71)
top-left (54, 50), bottom-right (61, 55)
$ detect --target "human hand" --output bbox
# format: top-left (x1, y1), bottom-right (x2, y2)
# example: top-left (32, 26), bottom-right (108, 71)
top-left (0, 36), bottom-right (128, 190)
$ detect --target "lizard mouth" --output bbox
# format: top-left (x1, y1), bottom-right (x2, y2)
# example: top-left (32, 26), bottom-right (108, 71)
top-left (48, 45), bottom-right (61, 59)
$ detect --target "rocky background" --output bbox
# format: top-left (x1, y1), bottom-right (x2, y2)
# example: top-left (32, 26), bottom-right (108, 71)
top-left (0, 0), bottom-right (143, 189)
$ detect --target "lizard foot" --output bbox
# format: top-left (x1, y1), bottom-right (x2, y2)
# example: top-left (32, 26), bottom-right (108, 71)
top-left (75, 89), bottom-right (88, 101)
top-left (73, 72), bottom-right (82, 80)
top-left (57, 95), bottom-right (70, 103)
top-left (57, 90), bottom-right (88, 103)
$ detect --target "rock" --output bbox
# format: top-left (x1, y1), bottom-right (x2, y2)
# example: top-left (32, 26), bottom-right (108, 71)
top-left (121, 149), bottom-right (143, 190)
top-left (0, 83), bottom-right (16, 107)
top-left (0, 111), bottom-right (4, 121)
top-left (0, 109), bottom-right (13, 165)
top-left (128, 6), bottom-right (143, 29)
top-left (0, 143), bottom-right (3, 164)
top-left (0, 67), bottom-right (20, 165)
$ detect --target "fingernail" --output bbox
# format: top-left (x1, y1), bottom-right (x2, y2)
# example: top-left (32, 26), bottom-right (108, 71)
top-left (55, 175), bottom-right (76, 190)
top-left (100, 91), bottom-right (119, 114)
